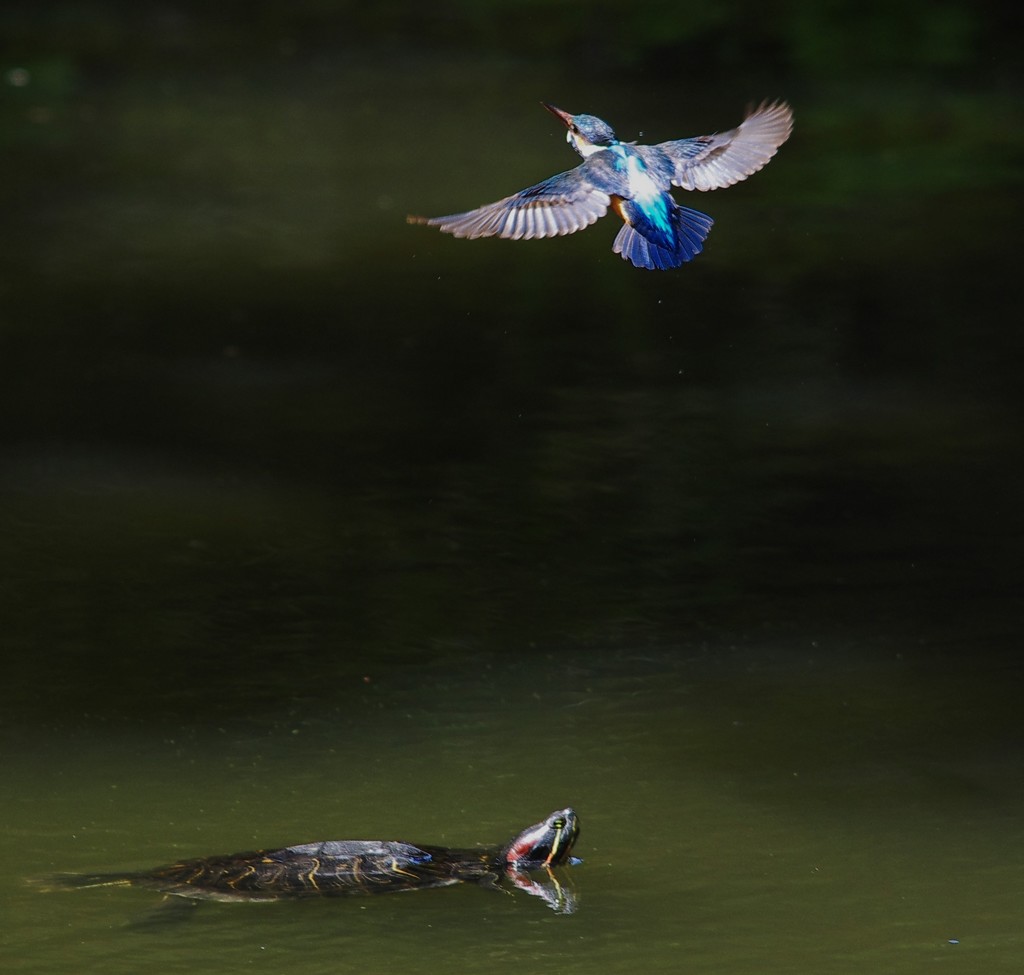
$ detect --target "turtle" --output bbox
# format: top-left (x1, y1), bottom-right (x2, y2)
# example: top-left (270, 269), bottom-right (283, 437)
top-left (37, 807), bottom-right (581, 914)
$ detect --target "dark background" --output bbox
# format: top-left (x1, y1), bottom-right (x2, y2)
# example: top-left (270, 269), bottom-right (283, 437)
top-left (2, 1), bottom-right (1022, 727)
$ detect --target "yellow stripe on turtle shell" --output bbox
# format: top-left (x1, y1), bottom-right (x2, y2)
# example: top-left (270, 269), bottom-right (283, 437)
top-left (225, 864), bottom-right (256, 889)
top-left (305, 858), bottom-right (321, 890)
top-left (390, 857), bottom-right (420, 880)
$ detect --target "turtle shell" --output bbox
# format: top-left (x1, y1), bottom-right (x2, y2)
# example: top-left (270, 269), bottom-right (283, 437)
top-left (121, 839), bottom-right (487, 901)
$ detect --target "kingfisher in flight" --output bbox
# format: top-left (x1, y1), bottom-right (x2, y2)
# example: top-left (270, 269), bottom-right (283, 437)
top-left (408, 100), bottom-right (793, 270)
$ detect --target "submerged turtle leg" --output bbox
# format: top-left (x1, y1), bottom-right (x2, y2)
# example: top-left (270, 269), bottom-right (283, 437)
top-left (471, 870), bottom-right (503, 891)
top-left (127, 895), bottom-right (202, 930)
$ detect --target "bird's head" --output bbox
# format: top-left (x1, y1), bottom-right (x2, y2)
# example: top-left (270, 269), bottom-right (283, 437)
top-left (543, 103), bottom-right (618, 158)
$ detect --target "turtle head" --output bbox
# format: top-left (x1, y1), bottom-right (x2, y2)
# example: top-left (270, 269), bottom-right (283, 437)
top-left (501, 807), bottom-right (580, 869)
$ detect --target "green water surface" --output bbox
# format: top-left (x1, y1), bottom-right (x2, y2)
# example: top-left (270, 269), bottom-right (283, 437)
top-left (2, 5), bottom-right (1022, 973)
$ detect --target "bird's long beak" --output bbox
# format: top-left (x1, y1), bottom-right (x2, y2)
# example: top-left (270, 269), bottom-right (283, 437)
top-left (542, 102), bottom-right (573, 128)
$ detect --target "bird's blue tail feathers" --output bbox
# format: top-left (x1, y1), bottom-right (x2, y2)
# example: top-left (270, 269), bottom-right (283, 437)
top-left (613, 202), bottom-right (713, 270)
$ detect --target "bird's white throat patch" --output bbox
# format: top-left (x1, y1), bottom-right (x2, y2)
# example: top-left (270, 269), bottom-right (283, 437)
top-left (568, 130), bottom-right (606, 158)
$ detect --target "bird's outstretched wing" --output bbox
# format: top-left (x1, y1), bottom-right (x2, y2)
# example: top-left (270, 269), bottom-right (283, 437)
top-left (407, 163), bottom-right (613, 240)
top-left (646, 101), bottom-right (793, 192)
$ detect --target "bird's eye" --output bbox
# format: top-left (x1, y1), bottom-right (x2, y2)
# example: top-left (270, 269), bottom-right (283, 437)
top-left (570, 125), bottom-right (579, 134)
